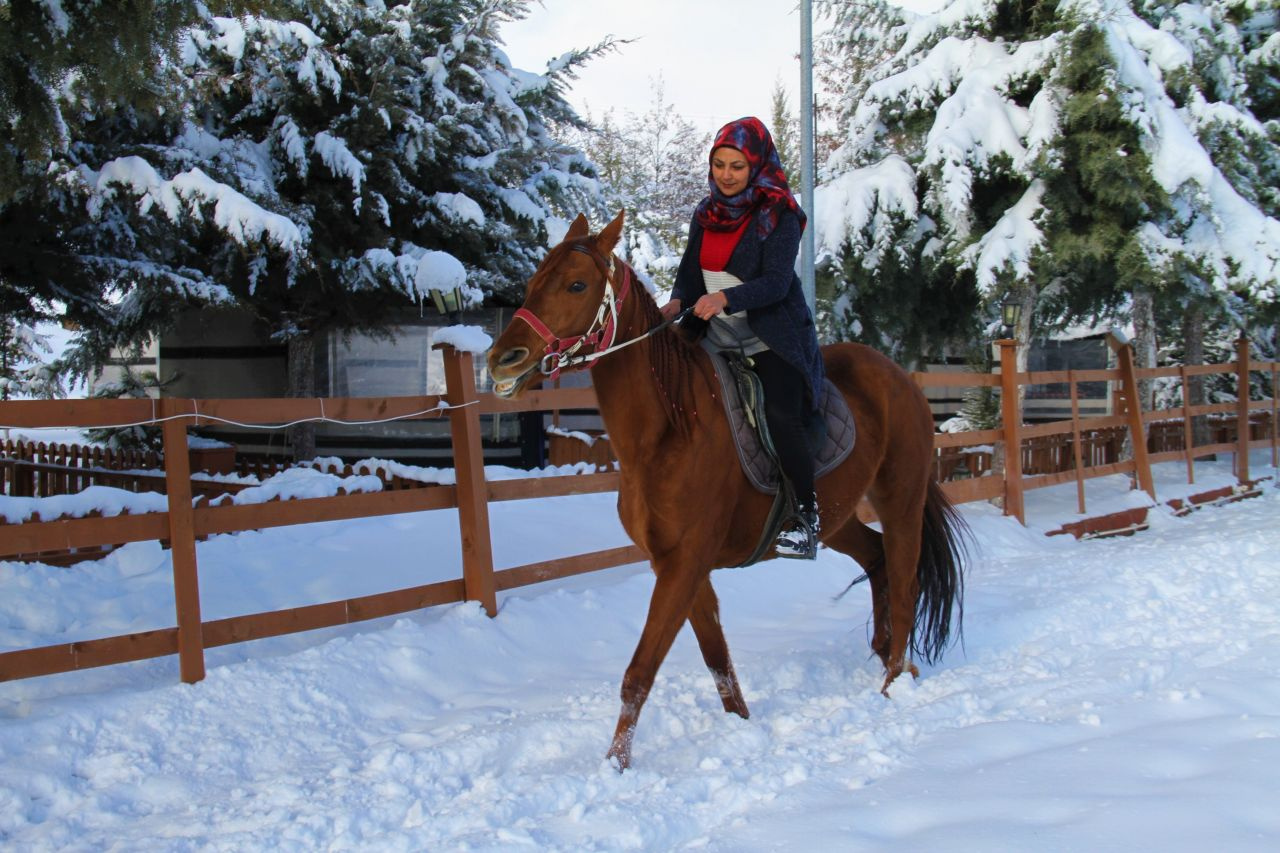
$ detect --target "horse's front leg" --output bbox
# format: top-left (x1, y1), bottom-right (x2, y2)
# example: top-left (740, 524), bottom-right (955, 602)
top-left (687, 575), bottom-right (749, 718)
top-left (607, 566), bottom-right (704, 771)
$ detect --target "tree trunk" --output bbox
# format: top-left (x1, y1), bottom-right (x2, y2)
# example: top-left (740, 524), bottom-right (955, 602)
top-left (1132, 287), bottom-right (1157, 410)
top-left (1182, 303), bottom-right (1212, 451)
top-left (287, 334), bottom-right (317, 462)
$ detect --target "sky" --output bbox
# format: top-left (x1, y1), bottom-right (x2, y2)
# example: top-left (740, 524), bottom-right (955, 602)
top-left (2, 432), bottom-right (1279, 848)
top-left (501, 0), bottom-right (946, 134)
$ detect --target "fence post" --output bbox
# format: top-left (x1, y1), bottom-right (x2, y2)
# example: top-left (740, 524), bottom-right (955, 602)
top-left (1068, 372), bottom-right (1086, 514)
top-left (160, 399), bottom-right (206, 683)
top-left (1109, 336), bottom-right (1157, 501)
top-left (1179, 365), bottom-right (1195, 484)
top-left (997, 338), bottom-right (1025, 524)
top-left (1236, 332), bottom-right (1251, 484)
top-left (439, 345), bottom-right (498, 616)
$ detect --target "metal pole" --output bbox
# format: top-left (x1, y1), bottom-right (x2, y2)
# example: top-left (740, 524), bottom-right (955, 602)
top-left (799, 0), bottom-right (817, 314)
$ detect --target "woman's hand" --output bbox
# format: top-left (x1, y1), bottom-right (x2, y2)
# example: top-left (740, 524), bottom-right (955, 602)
top-left (693, 292), bottom-right (729, 320)
top-left (660, 299), bottom-right (683, 320)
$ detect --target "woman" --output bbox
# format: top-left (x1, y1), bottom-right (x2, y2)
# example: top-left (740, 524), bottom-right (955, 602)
top-left (660, 116), bottom-right (825, 559)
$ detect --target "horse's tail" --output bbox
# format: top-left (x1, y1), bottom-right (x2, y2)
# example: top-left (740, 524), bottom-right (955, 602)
top-left (912, 479), bottom-right (969, 664)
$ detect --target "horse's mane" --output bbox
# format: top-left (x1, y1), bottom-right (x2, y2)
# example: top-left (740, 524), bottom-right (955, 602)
top-left (621, 266), bottom-right (704, 440)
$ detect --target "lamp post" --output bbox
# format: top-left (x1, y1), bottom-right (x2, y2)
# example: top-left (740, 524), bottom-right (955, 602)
top-left (429, 285), bottom-right (465, 325)
top-left (800, 0), bottom-right (816, 315)
top-left (996, 298), bottom-right (1026, 523)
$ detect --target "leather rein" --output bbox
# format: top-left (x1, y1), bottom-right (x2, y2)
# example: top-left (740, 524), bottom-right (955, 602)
top-left (513, 243), bottom-right (690, 381)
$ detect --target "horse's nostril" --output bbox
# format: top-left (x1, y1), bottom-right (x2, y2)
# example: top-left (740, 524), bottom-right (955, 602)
top-left (499, 347), bottom-right (529, 367)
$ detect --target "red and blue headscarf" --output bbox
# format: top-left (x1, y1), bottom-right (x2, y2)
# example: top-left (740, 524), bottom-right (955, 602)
top-left (694, 116), bottom-right (807, 238)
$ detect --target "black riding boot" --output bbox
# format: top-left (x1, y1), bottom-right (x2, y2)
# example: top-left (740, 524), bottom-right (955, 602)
top-left (752, 351), bottom-right (819, 559)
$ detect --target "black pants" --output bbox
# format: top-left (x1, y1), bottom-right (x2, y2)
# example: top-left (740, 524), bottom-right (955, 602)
top-left (752, 349), bottom-right (816, 510)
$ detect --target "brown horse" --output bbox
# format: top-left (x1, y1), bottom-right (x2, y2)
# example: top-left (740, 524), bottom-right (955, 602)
top-left (487, 211), bottom-right (966, 770)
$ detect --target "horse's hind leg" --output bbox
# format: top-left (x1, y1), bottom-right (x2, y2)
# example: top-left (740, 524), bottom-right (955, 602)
top-left (879, 507), bottom-right (926, 694)
top-left (688, 575), bottom-right (749, 718)
top-left (824, 520), bottom-right (891, 667)
top-left (607, 566), bottom-right (704, 771)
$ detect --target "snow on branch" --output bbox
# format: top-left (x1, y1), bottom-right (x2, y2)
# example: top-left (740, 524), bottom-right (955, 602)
top-left (90, 156), bottom-right (306, 252)
top-left (314, 132), bottom-right (365, 213)
top-left (814, 156), bottom-right (918, 261)
top-left (960, 180), bottom-right (1046, 295)
top-left (1090, 0), bottom-right (1280, 296)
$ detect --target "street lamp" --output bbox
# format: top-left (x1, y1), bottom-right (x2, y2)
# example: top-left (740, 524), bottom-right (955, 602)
top-left (429, 285), bottom-right (465, 324)
top-left (1001, 299), bottom-right (1022, 340)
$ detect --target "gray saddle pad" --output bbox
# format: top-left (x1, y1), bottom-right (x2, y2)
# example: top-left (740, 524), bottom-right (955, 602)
top-left (704, 345), bottom-right (856, 494)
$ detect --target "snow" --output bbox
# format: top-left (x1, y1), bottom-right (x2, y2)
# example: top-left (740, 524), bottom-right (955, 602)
top-left (312, 132), bottom-right (365, 212)
top-left (432, 191), bottom-right (487, 227)
top-left (432, 325), bottom-right (494, 354)
top-left (814, 156), bottom-right (918, 262)
top-left (90, 157), bottom-right (305, 252)
top-left (2, 453), bottom-right (1278, 849)
top-left (498, 186), bottom-right (547, 223)
top-left (35, 0), bottom-right (70, 35)
top-left (960, 179), bottom-right (1045, 293)
top-left (412, 250), bottom-right (468, 297)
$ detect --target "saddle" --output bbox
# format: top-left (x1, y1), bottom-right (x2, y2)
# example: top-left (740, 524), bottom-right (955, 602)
top-left (703, 343), bottom-right (857, 565)
top-left (704, 343), bottom-right (856, 494)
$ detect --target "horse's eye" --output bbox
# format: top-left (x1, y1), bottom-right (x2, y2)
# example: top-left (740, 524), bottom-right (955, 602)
top-left (568, 280), bottom-right (588, 293)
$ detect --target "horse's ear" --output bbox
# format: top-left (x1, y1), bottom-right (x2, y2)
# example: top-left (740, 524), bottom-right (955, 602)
top-left (595, 209), bottom-right (625, 254)
top-left (565, 214), bottom-right (590, 241)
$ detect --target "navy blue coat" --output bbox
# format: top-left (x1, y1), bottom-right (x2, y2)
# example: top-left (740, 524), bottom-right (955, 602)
top-left (672, 211), bottom-right (826, 412)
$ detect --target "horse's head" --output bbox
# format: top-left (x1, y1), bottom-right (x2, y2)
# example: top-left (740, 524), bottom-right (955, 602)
top-left (488, 210), bottom-right (627, 398)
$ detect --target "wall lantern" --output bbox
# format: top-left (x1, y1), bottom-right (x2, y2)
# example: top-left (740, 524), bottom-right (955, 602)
top-left (1001, 298), bottom-right (1022, 339)
top-left (429, 285), bottom-right (465, 323)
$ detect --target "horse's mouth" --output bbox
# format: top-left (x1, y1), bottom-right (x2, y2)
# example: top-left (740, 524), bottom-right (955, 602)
top-left (492, 364), bottom-right (539, 399)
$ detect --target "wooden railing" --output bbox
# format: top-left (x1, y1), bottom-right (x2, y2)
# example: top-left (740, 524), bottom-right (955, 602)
top-left (914, 335), bottom-right (1278, 522)
top-left (1, 337), bottom-right (1275, 686)
top-left (0, 348), bottom-right (642, 684)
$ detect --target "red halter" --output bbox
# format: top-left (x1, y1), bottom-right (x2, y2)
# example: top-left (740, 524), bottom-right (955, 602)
top-left (512, 244), bottom-right (633, 381)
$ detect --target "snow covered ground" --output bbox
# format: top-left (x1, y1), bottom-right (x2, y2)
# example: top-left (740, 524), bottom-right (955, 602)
top-left (1, 452), bottom-right (1278, 851)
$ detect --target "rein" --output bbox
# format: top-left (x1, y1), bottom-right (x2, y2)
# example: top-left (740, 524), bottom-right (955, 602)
top-left (513, 244), bottom-right (692, 380)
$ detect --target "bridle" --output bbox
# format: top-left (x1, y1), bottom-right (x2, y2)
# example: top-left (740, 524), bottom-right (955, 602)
top-left (512, 243), bottom-right (689, 381)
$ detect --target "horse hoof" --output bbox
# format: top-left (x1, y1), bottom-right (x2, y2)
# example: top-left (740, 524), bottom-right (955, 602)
top-left (880, 668), bottom-right (902, 696)
top-left (721, 692), bottom-right (750, 719)
top-left (907, 662), bottom-right (920, 679)
top-left (606, 746), bottom-right (631, 773)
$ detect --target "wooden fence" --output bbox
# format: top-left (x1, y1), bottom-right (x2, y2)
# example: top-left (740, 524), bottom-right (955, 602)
top-left (1, 337), bottom-right (1276, 686)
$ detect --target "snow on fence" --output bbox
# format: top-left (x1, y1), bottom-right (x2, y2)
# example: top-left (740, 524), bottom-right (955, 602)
top-left (1, 339), bottom-right (1276, 686)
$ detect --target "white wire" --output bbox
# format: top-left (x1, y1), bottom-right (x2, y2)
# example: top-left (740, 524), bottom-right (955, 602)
top-left (1, 400), bottom-right (478, 433)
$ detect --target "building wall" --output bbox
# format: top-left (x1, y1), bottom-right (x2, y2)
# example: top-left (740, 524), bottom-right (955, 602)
top-left (162, 308), bottom-right (287, 399)
top-left (151, 306), bottom-right (555, 466)
top-left (920, 336), bottom-right (1114, 424)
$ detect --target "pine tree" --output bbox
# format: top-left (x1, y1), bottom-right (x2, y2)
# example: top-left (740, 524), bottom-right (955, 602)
top-left (0, 0), bottom-right (284, 358)
top-left (0, 321), bottom-right (62, 400)
top-left (565, 81), bottom-right (708, 296)
top-left (27, 1), bottom-right (610, 459)
top-left (770, 80), bottom-right (799, 180)
top-left (815, 0), bottom-right (1280, 373)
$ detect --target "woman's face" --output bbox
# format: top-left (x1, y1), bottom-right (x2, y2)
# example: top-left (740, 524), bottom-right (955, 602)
top-left (710, 146), bottom-right (750, 197)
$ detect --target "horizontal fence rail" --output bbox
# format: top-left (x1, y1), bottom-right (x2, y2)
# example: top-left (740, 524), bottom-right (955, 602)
top-left (1, 338), bottom-right (1276, 686)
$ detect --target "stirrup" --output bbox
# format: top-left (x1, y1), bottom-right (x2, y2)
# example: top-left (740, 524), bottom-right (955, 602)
top-left (775, 507), bottom-right (819, 560)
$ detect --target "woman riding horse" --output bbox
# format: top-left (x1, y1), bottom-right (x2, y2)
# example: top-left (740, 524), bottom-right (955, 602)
top-left (487, 210), bottom-right (966, 771)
